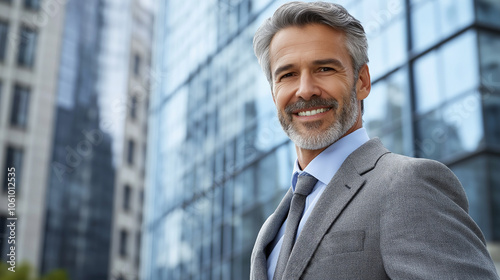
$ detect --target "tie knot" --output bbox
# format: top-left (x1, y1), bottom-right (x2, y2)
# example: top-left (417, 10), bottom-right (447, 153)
top-left (294, 174), bottom-right (318, 196)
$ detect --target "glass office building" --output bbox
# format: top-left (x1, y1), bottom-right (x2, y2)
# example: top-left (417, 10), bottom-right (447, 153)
top-left (144, 0), bottom-right (500, 278)
top-left (41, 0), bottom-right (115, 279)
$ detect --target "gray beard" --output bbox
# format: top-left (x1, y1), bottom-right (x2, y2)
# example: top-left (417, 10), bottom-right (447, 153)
top-left (278, 88), bottom-right (359, 150)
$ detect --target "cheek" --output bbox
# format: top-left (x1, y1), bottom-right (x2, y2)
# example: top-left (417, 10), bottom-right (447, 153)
top-left (325, 82), bottom-right (352, 101)
top-left (274, 88), bottom-right (290, 109)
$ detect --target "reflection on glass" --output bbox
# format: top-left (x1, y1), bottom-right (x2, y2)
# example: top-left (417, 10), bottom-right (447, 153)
top-left (385, 17), bottom-right (407, 71)
top-left (236, 167), bottom-right (255, 210)
top-left (483, 94), bottom-right (500, 149)
top-left (411, 0), bottom-right (473, 52)
top-left (414, 50), bottom-right (441, 113)
top-left (479, 31), bottom-right (500, 92)
top-left (257, 152), bottom-right (278, 202)
top-left (367, 31), bottom-right (384, 79)
top-left (379, 126), bottom-right (405, 155)
top-left (441, 31), bottom-right (479, 101)
top-left (241, 207), bottom-right (264, 252)
top-left (0, 21), bottom-right (8, 61)
top-left (411, 0), bottom-right (439, 51)
top-left (450, 156), bottom-right (491, 239)
top-left (145, 0), bottom-right (500, 279)
top-left (476, 0), bottom-right (500, 28)
top-left (416, 110), bottom-right (459, 160)
top-left (276, 143), bottom-right (294, 189)
top-left (366, 15), bottom-right (407, 80)
top-left (490, 156), bottom-right (500, 240)
top-left (416, 92), bottom-right (483, 160)
top-left (438, 0), bottom-right (474, 36)
top-left (414, 31), bottom-right (479, 114)
top-left (365, 68), bottom-right (408, 139)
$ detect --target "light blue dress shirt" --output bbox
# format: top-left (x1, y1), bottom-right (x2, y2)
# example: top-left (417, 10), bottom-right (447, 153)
top-left (267, 128), bottom-right (370, 280)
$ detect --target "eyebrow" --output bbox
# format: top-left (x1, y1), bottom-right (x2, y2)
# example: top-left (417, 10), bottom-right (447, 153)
top-left (312, 58), bottom-right (345, 69)
top-left (273, 58), bottom-right (346, 79)
top-left (273, 64), bottom-right (294, 80)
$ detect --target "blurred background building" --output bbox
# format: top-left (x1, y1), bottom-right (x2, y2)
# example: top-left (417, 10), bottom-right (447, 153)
top-left (107, 0), bottom-right (153, 279)
top-left (0, 0), bottom-right (152, 279)
top-left (144, 0), bottom-right (500, 279)
top-left (0, 0), bottom-right (499, 279)
top-left (0, 0), bottom-right (66, 275)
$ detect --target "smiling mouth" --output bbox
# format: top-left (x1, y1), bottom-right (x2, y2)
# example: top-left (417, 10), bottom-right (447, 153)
top-left (296, 107), bottom-right (331, 116)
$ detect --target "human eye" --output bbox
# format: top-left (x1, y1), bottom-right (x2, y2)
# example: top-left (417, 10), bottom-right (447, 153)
top-left (279, 72), bottom-right (294, 80)
top-left (319, 67), bottom-right (335, 72)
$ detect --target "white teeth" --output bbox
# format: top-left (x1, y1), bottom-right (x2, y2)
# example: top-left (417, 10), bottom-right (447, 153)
top-left (298, 108), bottom-right (329, 116)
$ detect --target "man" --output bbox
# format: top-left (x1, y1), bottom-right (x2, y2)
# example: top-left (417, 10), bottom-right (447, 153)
top-left (250, 2), bottom-right (499, 280)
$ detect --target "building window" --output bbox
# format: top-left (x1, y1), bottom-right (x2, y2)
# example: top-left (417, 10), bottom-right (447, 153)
top-left (139, 190), bottom-right (144, 206)
top-left (135, 231), bottom-right (141, 267)
top-left (142, 143), bottom-right (147, 177)
top-left (10, 85), bottom-right (30, 128)
top-left (130, 96), bottom-right (138, 120)
top-left (119, 229), bottom-right (128, 257)
top-left (2, 146), bottom-right (23, 193)
top-left (24, 0), bottom-right (40, 10)
top-left (127, 139), bottom-right (135, 165)
top-left (133, 54), bottom-right (141, 76)
top-left (0, 80), bottom-right (3, 109)
top-left (123, 185), bottom-right (132, 211)
top-left (0, 21), bottom-right (8, 62)
top-left (476, 0), bottom-right (500, 28)
top-left (0, 216), bottom-right (8, 262)
top-left (17, 27), bottom-right (37, 67)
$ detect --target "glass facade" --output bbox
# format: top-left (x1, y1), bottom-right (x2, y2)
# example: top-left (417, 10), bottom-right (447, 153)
top-left (0, 20), bottom-right (7, 62)
top-left (24, 0), bottom-right (40, 10)
top-left (41, 0), bottom-right (115, 279)
top-left (144, 0), bottom-right (500, 279)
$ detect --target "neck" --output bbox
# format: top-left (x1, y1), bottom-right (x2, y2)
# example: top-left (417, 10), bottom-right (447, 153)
top-left (296, 117), bottom-right (363, 170)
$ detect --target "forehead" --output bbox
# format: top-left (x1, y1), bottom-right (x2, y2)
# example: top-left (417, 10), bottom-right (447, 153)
top-left (269, 24), bottom-right (351, 72)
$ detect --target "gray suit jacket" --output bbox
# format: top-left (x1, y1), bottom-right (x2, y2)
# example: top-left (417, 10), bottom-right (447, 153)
top-left (250, 139), bottom-right (499, 279)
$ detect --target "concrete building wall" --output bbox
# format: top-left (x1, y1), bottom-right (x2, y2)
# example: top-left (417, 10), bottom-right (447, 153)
top-left (108, 0), bottom-right (153, 279)
top-left (0, 0), bottom-right (66, 272)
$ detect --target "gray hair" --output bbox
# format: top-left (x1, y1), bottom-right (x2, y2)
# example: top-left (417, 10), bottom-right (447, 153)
top-left (253, 1), bottom-right (369, 86)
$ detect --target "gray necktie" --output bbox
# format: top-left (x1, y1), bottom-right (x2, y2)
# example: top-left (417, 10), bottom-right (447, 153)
top-left (273, 174), bottom-right (318, 280)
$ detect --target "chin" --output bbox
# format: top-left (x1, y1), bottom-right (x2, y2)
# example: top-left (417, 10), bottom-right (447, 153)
top-left (287, 124), bottom-right (344, 150)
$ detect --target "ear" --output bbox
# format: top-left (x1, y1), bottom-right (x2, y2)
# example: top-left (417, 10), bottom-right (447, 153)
top-left (355, 64), bottom-right (371, 101)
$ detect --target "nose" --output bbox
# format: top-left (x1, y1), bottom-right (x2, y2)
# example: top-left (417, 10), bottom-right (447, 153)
top-left (296, 72), bottom-right (321, 100)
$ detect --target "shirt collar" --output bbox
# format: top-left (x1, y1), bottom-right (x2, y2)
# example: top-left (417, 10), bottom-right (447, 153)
top-left (291, 128), bottom-right (370, 190)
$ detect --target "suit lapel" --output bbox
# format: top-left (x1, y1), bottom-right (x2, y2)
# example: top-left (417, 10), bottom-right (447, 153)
top-left (282, 139), bottom-right (390, 279)
top-left (251, 188), bottom-right (293, 280)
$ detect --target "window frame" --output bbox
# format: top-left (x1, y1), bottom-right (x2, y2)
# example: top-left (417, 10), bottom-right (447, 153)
top-left (23, 0), bottom-right (40, 10)
top-left (10, 84), bottom-right (31, 128)
top-left (0, 20), bottom-right (8, 62)
top-left (119, 229), bottom-right (128, 257)
top-left (17, 26), bottom-right (38, 68)
top-left (123, 184), bottom-right (132, 211)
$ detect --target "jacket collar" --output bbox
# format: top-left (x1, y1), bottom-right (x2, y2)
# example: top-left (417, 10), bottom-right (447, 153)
top-left (283, 138), bottom-right (390, 279)
top-left (250, 138), bottom-right (390, 280)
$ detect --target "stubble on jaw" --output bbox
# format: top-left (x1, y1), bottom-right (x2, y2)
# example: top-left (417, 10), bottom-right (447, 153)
top-left (277, 88), bottom-right (358, 150)
top-left (301, 120), bottom-right (323, 130)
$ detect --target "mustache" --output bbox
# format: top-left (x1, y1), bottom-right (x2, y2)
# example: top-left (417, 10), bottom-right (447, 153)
top-left (284, 97), bottom-right (339, 114)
